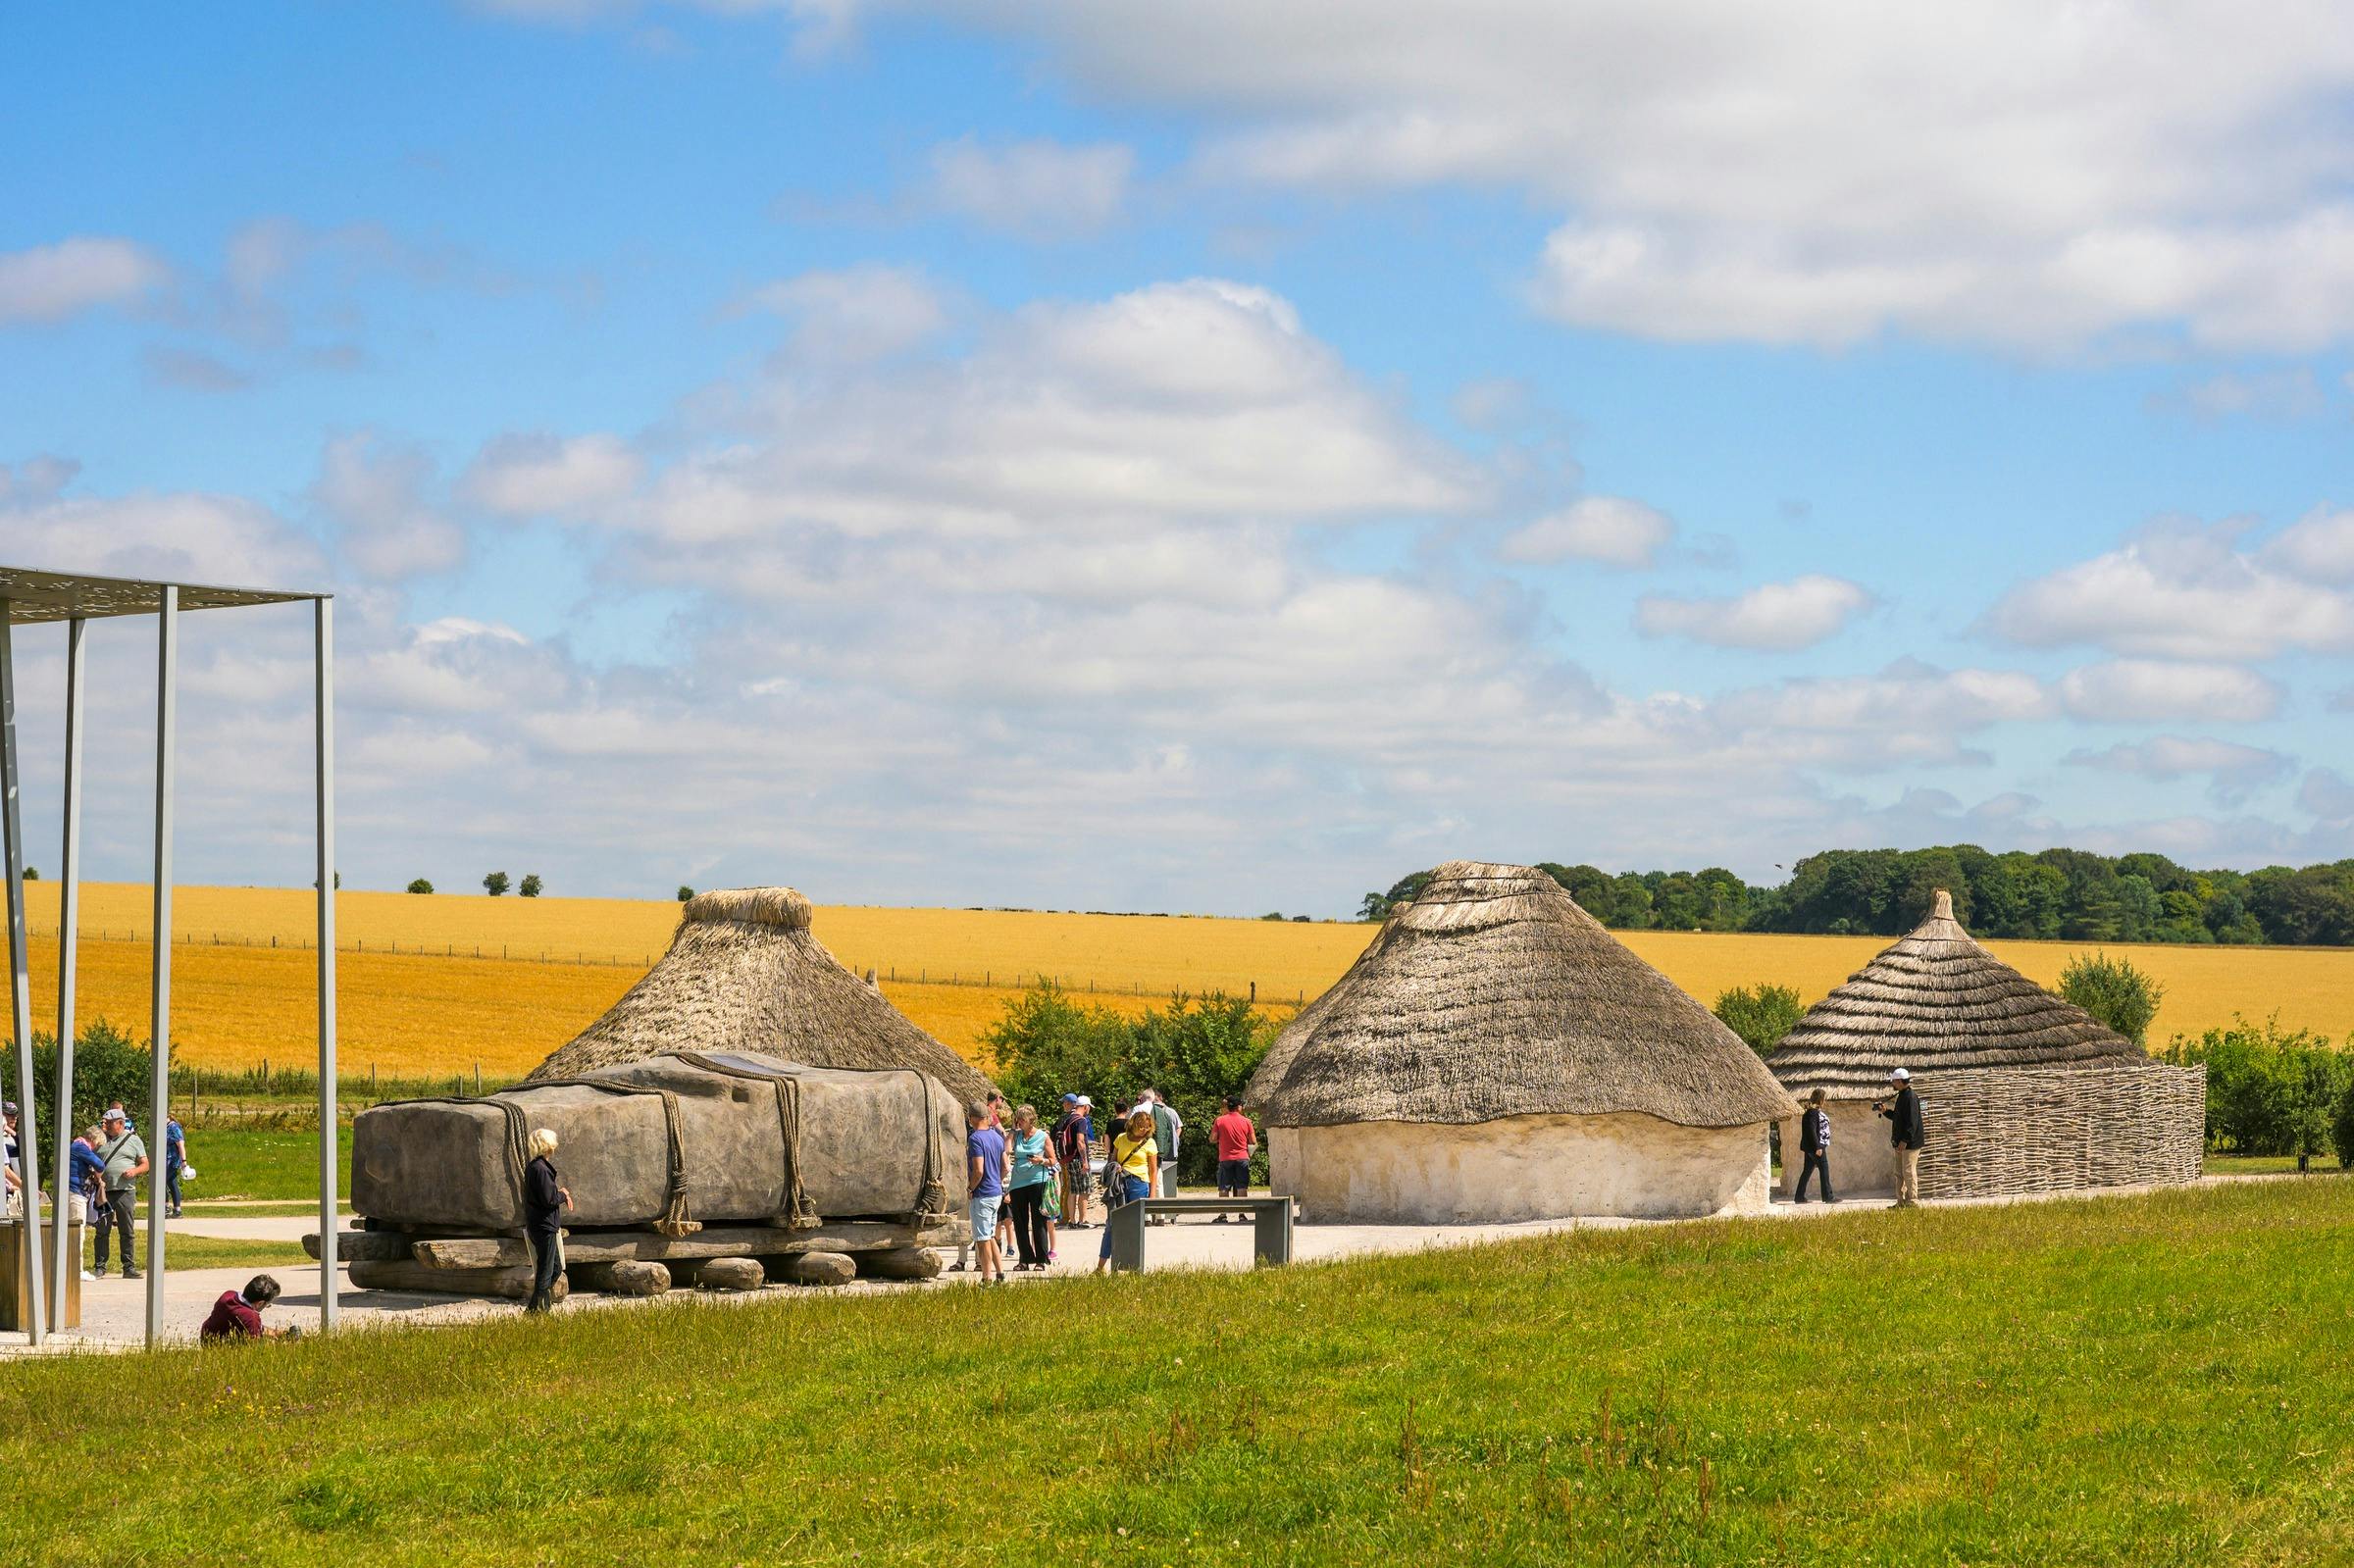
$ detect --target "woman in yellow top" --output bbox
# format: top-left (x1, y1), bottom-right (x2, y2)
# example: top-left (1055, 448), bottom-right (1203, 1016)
top-left (1094, 1107), bottom-right (1157, 1274)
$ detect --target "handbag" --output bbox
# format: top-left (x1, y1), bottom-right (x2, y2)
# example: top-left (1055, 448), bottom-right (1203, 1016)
top-left (1042, 1179), bottom-right (1063, 1221)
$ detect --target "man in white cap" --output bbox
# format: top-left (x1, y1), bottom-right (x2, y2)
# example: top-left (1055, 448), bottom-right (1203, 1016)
top-left (1875, 1068), bottom-right (1926, 1207)
top-left (94, 1107), bottom-right (149, 1277)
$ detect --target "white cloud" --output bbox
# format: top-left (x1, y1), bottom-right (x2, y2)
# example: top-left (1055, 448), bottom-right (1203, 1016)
top-left (878, 0), bottom-right (2354, 350)
top-left (1499, 495), bottom-right (1673, 568)
top-left (924, 136), bottom-right (1134, 237)
top-left (2263, 506), bottom-right (2354, 584)
top-left (2160, 368), bottom-right (2328, 423)
top-left (313, 432), bottom-right (466, 581)
top-left (742, 265), bottom-right (949, 362)
top-left (2054, 659), bottom-right (2283, 723)
top-left (0, 237), bottom-right (169, 326)
top-left (1635, 573), bottom-right (1870, 650)
top-left (2064, 735), bottom-right (2293, 805)
top-left (1987, 519), bottom-right (2354, 660)
top-left (461, 432), bottom-right (643, 517)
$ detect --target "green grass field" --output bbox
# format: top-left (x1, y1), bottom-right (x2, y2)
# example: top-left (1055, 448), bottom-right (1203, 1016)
top-left (3, 1179), bottom-right (2349, 1565)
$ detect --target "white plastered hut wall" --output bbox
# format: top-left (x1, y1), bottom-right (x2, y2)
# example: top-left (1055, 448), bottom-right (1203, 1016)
top-left (1270, 1113), bottom-right (1772, 1224)
top-left (1774, 1101), bottom-right (1899, 1198)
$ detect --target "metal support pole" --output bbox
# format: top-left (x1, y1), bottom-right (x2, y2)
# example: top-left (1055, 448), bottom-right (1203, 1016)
top-left (0, 607), bottom-right (46, 1344)
top-left (314, 597), bottom-right (337, 1330)
top-left (48, 617), bottom-right (84, 1328)
top-left (146, 586), bottom-right (177, 1345)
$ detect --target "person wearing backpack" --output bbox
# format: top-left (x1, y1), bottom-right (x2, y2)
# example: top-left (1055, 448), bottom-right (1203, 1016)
top-left (1051, 1093), bottom-right (1094, 1230)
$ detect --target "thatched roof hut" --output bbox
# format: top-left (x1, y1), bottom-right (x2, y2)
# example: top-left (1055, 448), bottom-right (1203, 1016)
top-left (529, 886), bottom-right (996, 1104)
top-left (1768, 890), bottom-right (2141, 1095)
top-left (1765, 890), bottom-right (2203, 1200)
top-left (1249, 860), bottom-right (1794, 1130)
top-left (1247, 861), bottom-right (1794, 1223)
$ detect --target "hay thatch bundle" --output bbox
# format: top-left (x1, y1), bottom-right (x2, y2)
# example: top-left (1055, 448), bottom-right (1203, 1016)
top-left (529, 886), bottom-right (996, 1103)
top-left (1768, 890), bottom-right (2142, 1096)
top-left (1247, 861), bottom-right (1795, 1129)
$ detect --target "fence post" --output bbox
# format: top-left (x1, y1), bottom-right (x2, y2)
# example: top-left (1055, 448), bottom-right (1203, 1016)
top-left (474, 1061), bottom-right (482, 1094)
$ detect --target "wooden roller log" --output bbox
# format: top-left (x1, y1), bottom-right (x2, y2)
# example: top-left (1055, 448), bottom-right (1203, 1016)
top-left (773, 1251), bottom-right (856, 1287)
top-left (412, 1237), bottom-right (535, 1270)
top-left (571, 1259), bottom-right (671, 1296)
top-left (697, 1256), bottom-right (765, 1291)
top-left (852, 1246), bottom-right (942, 1281)
top-left (348, 1259), bottom-right (562, 1302)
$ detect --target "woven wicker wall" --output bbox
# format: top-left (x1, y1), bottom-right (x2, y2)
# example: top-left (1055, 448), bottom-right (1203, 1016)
top-left (1913, 1062), bottom-right (2207, 1199)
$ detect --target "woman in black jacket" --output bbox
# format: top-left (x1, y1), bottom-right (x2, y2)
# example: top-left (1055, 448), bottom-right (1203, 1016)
top-left (523, 1127), bottom-right (572, 1313)
top-left (1793, 1089), bottom-right (1836, 1203)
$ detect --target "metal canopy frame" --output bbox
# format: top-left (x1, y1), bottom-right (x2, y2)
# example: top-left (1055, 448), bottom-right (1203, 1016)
top-left (0, 567), bottom-right (335, 1348)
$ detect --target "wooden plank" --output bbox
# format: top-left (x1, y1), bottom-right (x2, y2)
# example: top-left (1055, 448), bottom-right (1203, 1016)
top-left (303, 1231), bottom-right (413, 1263)
top-left (412, 1237), bottom-right (532, 1270)
top-left (348, 1258), bottom-right (555, 1301)
top-left (557, 1220), bottom-right (954, 1264)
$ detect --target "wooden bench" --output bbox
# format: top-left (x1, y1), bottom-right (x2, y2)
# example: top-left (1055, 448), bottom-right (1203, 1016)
top-left (1104, 1194), bottom-right (1295, 1273)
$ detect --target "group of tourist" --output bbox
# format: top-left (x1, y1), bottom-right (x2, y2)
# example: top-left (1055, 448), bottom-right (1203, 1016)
top-left (1790, 1067), bottom-right (1926, 1208)
top-left (958, 1088), bottom-right (1261, 1283)
top-left (3, 1099), bottom-right (192, 1281)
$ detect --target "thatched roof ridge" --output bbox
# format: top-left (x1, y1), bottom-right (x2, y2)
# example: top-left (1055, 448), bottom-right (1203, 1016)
top-left (528, 885), bottom-right (995, 1103)
top-left (1246, 861), bottom-right (1796, 1130)
top-left (1768, 890), bottom-right (2142, 1095)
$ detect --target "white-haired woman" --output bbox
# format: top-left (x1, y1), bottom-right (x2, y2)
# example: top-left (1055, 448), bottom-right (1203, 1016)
top-left (523, 1127), bottom-right (572, 1314)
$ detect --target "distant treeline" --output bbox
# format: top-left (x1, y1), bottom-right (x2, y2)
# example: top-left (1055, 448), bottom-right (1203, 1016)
top-left (1360, 847), bottom-right (2354, 946)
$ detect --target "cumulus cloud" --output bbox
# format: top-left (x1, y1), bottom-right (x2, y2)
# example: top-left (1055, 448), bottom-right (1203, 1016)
top-left (1499, 496), bottom-right (1673, 568)
top-left (312, 432), bottom-right (467, 581)
top-left (1635, 573), bottom-right (1870, 650)
top-left (2054, 659), bottom-right (2283, 724)
top-left (2065, 735), bottom-right (2293, 806)
top-left (859, 0), bottom-right (2354, 351)
top-left (461, 432), bottom-right (643, 517)
top-left (0, 237), bottom-right (170, 326)
top-left (924, 136), bottom-right (1134, 237)
top-left (1985, 518), bottom-right (2354, 660)
top-left (742, 264), bottom-right (949, 362)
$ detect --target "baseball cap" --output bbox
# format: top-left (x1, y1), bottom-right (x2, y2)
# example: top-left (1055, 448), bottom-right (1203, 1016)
top-left (1, 1100), bottom-right (16, 1115)
top-left (1060, 1092), bottom-right (1078, 1103)
top-left (102, 1107), bottom-right (126, 1121)
top-left (1890, 1068), bottom-right (1911, 1081)
top-left (1075, 1094), bottom-right (1092, 1106)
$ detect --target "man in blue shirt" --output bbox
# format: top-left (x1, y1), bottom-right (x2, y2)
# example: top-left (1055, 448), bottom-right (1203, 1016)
top-left (163, 1115), bottom-right (187, 1217)
top-left (964, 1101), bottom-right (1006, 1286)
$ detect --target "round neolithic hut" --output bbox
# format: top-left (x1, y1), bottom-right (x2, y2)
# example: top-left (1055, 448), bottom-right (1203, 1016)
top-left (1766, 890), bottom-right (2205, 1200)
top-left (529, 886), bottom-right (996, 1105)
top-left (1244, 861), bottom-right (1798, 1223)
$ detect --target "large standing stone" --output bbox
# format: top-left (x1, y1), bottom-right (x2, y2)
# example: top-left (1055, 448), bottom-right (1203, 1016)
top-left (776, 1250), bottom-right (857, 1287)
top-left (853, 1245), bottom-right (943, 1281)
top-left (697, 1256), bottom-right (766, 1291)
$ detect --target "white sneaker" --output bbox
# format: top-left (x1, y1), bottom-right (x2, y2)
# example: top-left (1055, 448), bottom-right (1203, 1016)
top-left (80, 1271), bottom-right (97, 1281)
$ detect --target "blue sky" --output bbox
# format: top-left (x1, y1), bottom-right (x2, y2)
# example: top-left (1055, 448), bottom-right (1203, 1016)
top-left (3, 1), bottom-right (2351, 914)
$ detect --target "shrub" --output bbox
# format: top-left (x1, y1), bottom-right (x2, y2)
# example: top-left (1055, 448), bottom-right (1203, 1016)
top-left (2057, 951), bottom-right (2164, 1044)
top-left (1714, 984), bottom-right (1806, 1057)
top-left (677, 885), bottom-right (695, 902)
top-left (2161, 1017), bottom-right (2353, 1161)
top-left (519, 874), bottom-right (542, 898)
top-left (406, 878), bottom-right (434, 894)
top-left (983, 985), bottom-right (1276, 1184)
top-left (483, 871), bottom-right (510, 897)
top-left (0, 1020), bottom-right (153, 1146)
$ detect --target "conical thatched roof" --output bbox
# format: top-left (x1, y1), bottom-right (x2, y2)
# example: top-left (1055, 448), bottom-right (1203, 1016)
top-left (528, 886), bottom-right (996, 1103)
top-left (1246, 861), bottom-right (1796, 1130)
top-left (1768, 890), bottom-right (2143, 1095)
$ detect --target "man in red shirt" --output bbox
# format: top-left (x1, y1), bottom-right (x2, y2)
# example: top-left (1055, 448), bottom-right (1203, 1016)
top-left (200, 1274), bottom-right (289, 1342)
top-left (1211, 1096), bottom-right (1256, 1220)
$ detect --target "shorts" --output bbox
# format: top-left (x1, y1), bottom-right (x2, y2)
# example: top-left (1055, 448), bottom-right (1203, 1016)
top-left (1065, 1163), bottom-right (1093, 1194)
top-left (1217, 1159), bottom-right (1252, 1192)
top-left (969, 1194), bottom-right (1001, 1242)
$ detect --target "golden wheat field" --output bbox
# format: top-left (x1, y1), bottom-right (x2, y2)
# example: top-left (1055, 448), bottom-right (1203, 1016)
top-left (3, 883), bottom-right (2349, 1080)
